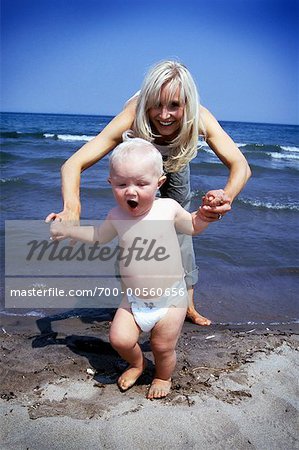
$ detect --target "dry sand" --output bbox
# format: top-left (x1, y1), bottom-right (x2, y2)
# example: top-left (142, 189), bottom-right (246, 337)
top-left (0, 312), bottom-right (298, 450)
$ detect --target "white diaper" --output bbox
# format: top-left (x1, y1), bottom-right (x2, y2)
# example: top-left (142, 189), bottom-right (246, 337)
top-left (128, 279), bottom-right (188, 332)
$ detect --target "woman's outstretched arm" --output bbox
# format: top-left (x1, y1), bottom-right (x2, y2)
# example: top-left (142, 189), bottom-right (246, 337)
top-left (45, 100), bottom-right (137, 223)
top-left (199, 106), bottom-right (251, 220)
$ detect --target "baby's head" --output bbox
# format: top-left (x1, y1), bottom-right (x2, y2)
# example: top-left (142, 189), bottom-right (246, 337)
top-left (109, 138), bottom-right (166, 216)
top-left (109, 137), bottom-right (164, 178)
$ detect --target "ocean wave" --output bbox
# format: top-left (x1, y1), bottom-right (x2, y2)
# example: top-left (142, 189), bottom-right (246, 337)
top-left (0, 131), bottom-right (22, 138)
top-left (0, 150), bottom-right (21, 162)
top-left (247, 162), bottom-right (299, 174)
top-left (81, 186), bottom-right (113, 198)
top-left (1, 131), bottom-right (45, 139)
top-left (232, 143), bottom-right (299, 161)
top-left (0, 309), bottom-right (297, 325)
top-left (281, 146), bottom-right (299, 152)
top-left (1, 177), bottom-right (22, 184)
top-left (0, 310), bottom-right (47, 318)
top-left (199, 145), bottom-right (214, 154)
top-left (49, 134), bottom-right (95, 142)
top-left (238, 198), bottom-right (299, 211)
top-left (1, 131), bottom-right (95, 142)
top-left (199, 142), bottom-right (293, 155)
top-left (248, 144), bottom-right (299, 156)
top-left (217, 320), bottom-right (299, 326)
top-left (0, 176), bottom-right (54, 192)
top-left (37, 156), bottom-right (67, 166)
top-left (220, 143), bottom-right (299, 155)
top-left (266, 152), bottom-right (299, 161)
top-left (191, 162), bottom-right (224, 173)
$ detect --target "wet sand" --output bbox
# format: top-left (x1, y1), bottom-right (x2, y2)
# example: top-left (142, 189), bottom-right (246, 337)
top-left (1, 312), bottom-right (298, 450)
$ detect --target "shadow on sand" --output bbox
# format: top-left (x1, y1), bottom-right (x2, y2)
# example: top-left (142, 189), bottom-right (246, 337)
top-left (31, 308), bottom-right (154, 387)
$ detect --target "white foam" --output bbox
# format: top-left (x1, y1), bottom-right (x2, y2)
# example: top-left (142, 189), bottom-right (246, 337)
top-left (240, 198), bottom-right (299, 211)
top-left (44, 133), bottom-right (95, 141)
top-left (266, 152), bottom-right (299, 160)
top-left (281, 146), bottom-right (299, 152)
top-left (57, 134), bottom-right (94, 142)
top-left (24, 310), bottom-right (47, 317)
top-left (0, 310), bottom-right (46, 318)
top-left (1, 177), bottom-right (20, 183)
top-left (218, 320), bottom-right (299, 326)
top-left (199, 141), bottom-right (246, 152)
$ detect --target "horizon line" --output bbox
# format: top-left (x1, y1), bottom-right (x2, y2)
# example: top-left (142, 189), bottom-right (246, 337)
top-left (0, 110), bottom-right (298, 127)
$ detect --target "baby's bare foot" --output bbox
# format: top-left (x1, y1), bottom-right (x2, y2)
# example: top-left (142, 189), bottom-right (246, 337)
top-left (147, 378), bottom-right (172, 399)
top-left (118, 361), bottom-right (146, 392)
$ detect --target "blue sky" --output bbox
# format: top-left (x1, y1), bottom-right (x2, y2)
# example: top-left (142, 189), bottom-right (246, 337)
top-left (1, 0), bottom-right (298, 124)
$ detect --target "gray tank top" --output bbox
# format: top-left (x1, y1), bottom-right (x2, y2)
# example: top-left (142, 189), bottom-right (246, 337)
top-left (153, 143), bottom-right (171, 157)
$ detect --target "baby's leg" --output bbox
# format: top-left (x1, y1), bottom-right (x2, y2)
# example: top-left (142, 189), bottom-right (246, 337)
top-left (148, 305), bottom-right (187, 399)
top-left (109, 297), bottom-right (145, 391)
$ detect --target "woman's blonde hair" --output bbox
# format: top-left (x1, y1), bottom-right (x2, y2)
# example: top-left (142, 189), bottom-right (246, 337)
top-left (133, 60), bottom-right (203, 173)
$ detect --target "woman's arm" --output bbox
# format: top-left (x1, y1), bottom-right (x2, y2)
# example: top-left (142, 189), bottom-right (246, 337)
top-left (45, 100), bottom-right (137, 223)
top-left (199, 106), bottom-right (252, 219)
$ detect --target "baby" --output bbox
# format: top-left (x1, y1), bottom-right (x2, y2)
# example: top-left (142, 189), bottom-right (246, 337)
top-left (51, 138), bottom-right (213, 399)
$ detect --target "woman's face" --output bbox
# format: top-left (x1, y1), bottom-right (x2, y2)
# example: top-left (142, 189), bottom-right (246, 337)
top-left (148, 83), bottom-right (185, 141)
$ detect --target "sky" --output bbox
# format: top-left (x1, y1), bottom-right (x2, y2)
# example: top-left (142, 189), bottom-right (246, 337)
top-left (1, 0), bottom-right (298, 124)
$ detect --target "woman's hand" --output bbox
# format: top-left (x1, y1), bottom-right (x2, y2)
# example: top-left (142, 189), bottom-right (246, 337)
top-left (45, 210), bottom-right (80, 242)
top-left (45, 209), bottom-right (80, 224)
top-left (200, 189), bottom-right (232, 222)
top-left (49, 219), bottom-right (70, 241)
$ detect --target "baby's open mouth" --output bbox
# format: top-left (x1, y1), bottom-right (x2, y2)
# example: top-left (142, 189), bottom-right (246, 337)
top-left (127, 200), bottom-right (138, 209)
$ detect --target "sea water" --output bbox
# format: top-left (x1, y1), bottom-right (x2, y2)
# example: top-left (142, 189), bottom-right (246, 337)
top-left (1, 112), bottom-right (298, 325)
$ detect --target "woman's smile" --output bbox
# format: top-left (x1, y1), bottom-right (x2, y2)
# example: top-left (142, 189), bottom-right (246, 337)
top-left (148, 84), bottom-right (184, 140)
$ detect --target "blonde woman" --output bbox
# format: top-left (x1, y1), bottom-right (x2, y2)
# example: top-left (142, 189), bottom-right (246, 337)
top-left (46, 60), bottom-right (251, 326)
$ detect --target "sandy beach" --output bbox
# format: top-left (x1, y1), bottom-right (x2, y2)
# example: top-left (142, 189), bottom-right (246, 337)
top-left (0, 312), bottom-right (298, 450)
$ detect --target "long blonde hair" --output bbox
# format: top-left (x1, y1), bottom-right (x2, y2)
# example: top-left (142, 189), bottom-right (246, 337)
top-left (133, 60), bottom-right (202, 172)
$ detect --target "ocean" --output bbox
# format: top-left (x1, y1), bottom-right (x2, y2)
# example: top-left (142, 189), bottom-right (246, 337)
top-left (1, 112), bottom-right (298, 325)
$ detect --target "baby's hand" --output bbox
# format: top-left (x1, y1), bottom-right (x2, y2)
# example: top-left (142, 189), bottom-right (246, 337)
top-left (46, 211), bottom-right (79, 245)
top-left (200, 189), bottom-right (232, 221)
top-left (50, 219), bottom-right (71, 241)
top-left (202, 189), bottom-right (228, 207)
